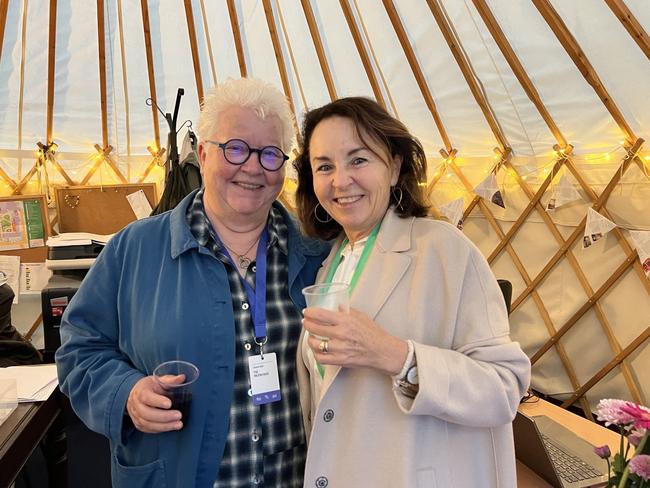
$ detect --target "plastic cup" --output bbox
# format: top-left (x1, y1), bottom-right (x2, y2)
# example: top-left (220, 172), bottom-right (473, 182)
top-left (302, 282), bottom-right (350, 313)
top-left (153, 360), bottom-right (199, 424)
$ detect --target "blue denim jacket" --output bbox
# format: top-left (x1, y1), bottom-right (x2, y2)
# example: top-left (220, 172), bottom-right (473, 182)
top-left (56, 191), bottom-right (329, 487)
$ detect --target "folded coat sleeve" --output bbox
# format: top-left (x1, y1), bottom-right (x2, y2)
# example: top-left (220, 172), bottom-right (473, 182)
top-left (393, 246), bottom-right (531, 427)
top-left (55, 234), bottom-right (145, 445)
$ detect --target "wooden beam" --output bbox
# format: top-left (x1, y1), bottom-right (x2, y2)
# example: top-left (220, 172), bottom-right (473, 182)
top-left (97, 0), bottom-right (109, 149)
top-left (382, 0), bottom-right (452, 152)
top-left (561, 325), bottom-right (650, 408)
top-left (338, 0), bottom-right (386, 109)
top-left (46, 0), bottom-right (57, 142)
top-left (511, 138), bottom-right (644, 311)
top-left (183, 0), bottom-right (204, 103)
top-left (198, 0), bottom-right (218, 85)
top-left (140, 0), bottom-right (160, 149)
top-left (487, 155), bottom-right (569, 263)
top-left (0, 0), bottom-right (9, 62)
top-left (226, 0), bottom-right (247, 77)
top-left (425, 0), bottom-right (508, 150)
top-left (471, 0), bottom-right (567, 148)
top-left (301, 0), bottom-right (337, 101)
top-left (530, 252), bottom-right (637, 365)
top-left (532, 0), bottom-right (636, 143)
top-left (261, 0), bottom-right (296, 116)
top-left (604, 0), bottom-right (650, 61)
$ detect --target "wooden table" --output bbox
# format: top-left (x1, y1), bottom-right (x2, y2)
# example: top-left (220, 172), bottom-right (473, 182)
top-left (517, 397), bottom-right (619, 487)
top-left (0, 388), bottom-right (62, 488)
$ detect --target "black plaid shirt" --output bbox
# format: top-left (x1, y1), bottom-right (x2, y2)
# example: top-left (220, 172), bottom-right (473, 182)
top-left (187, 190), bottom-right (306, 488)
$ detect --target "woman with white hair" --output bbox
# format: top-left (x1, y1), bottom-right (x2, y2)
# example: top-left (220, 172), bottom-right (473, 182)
top-left (56, 78), bottom-right (329, 488)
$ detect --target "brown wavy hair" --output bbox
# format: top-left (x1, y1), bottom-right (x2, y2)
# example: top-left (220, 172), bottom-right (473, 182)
top-left (294, 97), bottom-right (429, 240)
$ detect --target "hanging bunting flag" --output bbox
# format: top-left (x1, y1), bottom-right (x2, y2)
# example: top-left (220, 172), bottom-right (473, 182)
top-left (583, 208), bottom-right (617, 249)
top-left (546, 173), bottom-right (582, 211)
top-left (628, 230), bottom-right (650, 278)
top-left (474, 172), bottom-right (505, 208)
top-left (439, 198), bottom-right (465, 230)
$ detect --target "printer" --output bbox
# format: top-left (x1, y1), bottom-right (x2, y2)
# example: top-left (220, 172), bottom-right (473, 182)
top-left (41, 234), bottom-right (107, 359)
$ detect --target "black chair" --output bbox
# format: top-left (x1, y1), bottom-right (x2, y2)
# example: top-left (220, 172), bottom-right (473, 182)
top-left (497, 279), bottom-right (513, 315)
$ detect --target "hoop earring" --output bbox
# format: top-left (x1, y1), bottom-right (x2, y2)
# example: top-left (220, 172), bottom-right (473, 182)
top-left (391, 186), bottom-right (403, 211)
top-left (314, 202), bottom-right (332, 223)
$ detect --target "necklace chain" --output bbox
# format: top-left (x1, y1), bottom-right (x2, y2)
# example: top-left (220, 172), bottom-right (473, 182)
top-left (221, 235), bottom-right (261, 269)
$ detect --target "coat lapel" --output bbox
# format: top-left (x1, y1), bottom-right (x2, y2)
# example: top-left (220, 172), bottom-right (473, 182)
top-left (320, 209), bottom-right (415, 397)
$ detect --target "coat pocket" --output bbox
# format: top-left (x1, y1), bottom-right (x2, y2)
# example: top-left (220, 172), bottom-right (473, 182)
top-left (112, 455), bottom-right (167, 488)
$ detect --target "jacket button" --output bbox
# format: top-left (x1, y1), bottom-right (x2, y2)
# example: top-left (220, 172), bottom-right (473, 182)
top-left (323, 409), bottom-right (334, 422)
top-left (315, 476), bottom-right (328, 487)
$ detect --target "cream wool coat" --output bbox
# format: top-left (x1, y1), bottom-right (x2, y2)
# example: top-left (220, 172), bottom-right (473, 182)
top-left (297, 209), bottom-right (531, 488)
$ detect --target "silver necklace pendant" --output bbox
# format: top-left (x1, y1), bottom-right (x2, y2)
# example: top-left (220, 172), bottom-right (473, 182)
top-left (238, 256), bottom-right (251, 269)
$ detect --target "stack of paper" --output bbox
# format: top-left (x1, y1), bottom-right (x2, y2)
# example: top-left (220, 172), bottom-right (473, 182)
top-left (0, 364), bottom-right (59, 402)
top-left (46, 232), bottom-right (114, 247)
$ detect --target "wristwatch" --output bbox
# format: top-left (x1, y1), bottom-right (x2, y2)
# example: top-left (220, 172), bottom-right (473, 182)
top-left (396, 359), bottom-right (419, 399)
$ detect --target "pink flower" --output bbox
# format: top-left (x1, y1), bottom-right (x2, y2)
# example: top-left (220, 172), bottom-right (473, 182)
top-left (628, 429), bottom-right (646, 447)
top-left (628, 455), bottom-right (650, 481)
top-left (596, 399), bottom-right (638, 426)
top-left (593, 445), bottom-right (611, 459)
top-left (621, 403), bottom-right (650, 430)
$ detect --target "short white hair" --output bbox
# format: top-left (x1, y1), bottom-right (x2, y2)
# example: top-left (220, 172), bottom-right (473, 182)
top-left (197, 78), bottom-right (295, 153)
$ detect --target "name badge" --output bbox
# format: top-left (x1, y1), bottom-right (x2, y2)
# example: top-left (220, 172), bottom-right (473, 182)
top-left (248, 353), bottom-right (281, 405)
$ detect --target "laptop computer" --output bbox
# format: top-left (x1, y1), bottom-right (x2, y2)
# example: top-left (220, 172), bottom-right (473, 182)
top-left (513, 412), bottom-right (609, 488)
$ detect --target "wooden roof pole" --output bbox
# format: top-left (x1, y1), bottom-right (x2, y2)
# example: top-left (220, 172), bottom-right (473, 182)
top-left (471, 0), bottom-right (567, 148)
top-left (425, 0), bottom-right (508, 151)
top-left (338, 0), bottom-right (386, 109)
top-left (140, 0), bottom-right (160, 150)
top-left (382, 0), bottom-right (452, 152)
top-left (0, 0), bottom-right (9, 62)
top-left (261, 0), bottom-right (296, 116)
top-left (532, 0), bottom-right (636, 144)
top-left (226, 0), bottom-right (247, 78)
top-left (261, 0), bottom-right (303, 147)
top-left (183, 0), bottom-right (204, 103)
top-left (97, 0), bottom-right (109, 150)
top-left (604, 0), bottom-right (650, 61)
top-left (46, 0), bottom-right (57, 143)
top-left (300, 0), bottom-right (337, 101)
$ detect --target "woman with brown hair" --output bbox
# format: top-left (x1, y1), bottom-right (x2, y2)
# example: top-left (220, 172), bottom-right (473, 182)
top-left (294, 97), bottom-right (530, 487)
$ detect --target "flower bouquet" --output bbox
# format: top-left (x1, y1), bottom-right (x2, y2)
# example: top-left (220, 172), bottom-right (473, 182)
top-left (594, 399), bottom-right (650, 487)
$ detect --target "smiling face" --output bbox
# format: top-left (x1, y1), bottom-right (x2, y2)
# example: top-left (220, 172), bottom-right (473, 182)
top-left (198, 106), bottom-right (285, 229)
top-left (308, 116), bottom-right (401, 243)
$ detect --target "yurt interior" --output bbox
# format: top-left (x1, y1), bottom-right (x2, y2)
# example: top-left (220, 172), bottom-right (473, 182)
top-left (0, 0), bottom-right (649, 487)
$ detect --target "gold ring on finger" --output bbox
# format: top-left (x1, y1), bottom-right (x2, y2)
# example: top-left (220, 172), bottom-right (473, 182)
top-left (319, 339), bottom-right (329, 354)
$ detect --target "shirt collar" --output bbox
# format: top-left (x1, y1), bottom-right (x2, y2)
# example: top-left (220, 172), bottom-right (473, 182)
top-left (186, 189), bottom-right (287, 255)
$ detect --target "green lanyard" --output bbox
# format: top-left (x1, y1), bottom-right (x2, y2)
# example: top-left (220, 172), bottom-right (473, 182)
top-left (323, 223), bottom-right (380, 291)
top-left (315, 224), bottom-right (380, 379)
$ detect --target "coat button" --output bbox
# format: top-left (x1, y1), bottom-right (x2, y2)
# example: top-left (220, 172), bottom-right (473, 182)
top-left (323, 409), bottom-right (334, 422)
top-left (315, 476), bottom-right (328, 487)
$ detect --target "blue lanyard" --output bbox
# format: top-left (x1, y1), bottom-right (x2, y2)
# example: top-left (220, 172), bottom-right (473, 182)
top-left (218, 229), bottom-right (269, 341)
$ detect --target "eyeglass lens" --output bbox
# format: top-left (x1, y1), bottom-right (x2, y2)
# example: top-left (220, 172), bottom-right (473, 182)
top-left (222, 139), bottom-right (286, 171)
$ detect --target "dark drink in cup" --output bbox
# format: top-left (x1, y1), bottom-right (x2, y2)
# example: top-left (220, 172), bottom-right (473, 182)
top-left (168, 390), bottom-right (192, 422)
top-left (153, 360), bottom-right (199, 427)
